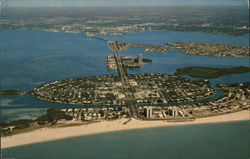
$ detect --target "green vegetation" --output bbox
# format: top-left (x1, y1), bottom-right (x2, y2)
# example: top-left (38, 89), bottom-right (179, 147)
top-left (175, 66), bottom-right (250, 79)
top-left (36, 108), bottom-right (72, 125)
top-left (1, 119), bottom-right (33, 135)
top-left (134, 58), bottom-right (153, 63)
top-left (1, 108), bottom-right (75, 135)
top-left (1, 119), bottom-right (32, 129)
top-left (0, 108), bottom-right (74, 135)
top-left (0, 89), bottom-right (24, 96)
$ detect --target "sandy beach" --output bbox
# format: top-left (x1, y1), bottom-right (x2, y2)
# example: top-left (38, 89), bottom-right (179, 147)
top-left (2, 110), bottom-right (249, 149)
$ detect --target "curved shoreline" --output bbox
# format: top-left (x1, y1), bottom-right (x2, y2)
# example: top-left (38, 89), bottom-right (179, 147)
top-left (2, 110), bottom-right (249, 149)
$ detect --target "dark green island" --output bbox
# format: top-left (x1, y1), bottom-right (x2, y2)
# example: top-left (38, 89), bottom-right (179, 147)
top-left (0, 89), bottom-right (24, 96)
top-left (174, 66), bottom-right (250, 79)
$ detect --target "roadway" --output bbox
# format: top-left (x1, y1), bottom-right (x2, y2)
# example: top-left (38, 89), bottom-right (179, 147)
top-left (108, 41), bottom-right (141, 119)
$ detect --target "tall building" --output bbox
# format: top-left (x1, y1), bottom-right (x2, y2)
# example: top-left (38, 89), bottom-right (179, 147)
top-left (171, 109), bottom-right (178, 117)
top-left (145, 106), bottom-right (153, 118)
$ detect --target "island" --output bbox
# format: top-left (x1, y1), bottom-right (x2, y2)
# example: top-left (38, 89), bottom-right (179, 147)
top-left (0, 89), bottom-right (25, 96)
top-left (31, 74), bottom-right (215, 106)
top-left (174, 66), bottom-right (250, 79)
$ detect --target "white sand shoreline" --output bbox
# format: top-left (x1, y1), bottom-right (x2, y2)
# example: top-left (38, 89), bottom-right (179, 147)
top-left (1, 110), bottom-right (249, 149)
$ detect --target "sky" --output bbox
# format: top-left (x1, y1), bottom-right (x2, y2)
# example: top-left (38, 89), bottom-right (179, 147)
top-left (2, 0), bottom-right (248, 7)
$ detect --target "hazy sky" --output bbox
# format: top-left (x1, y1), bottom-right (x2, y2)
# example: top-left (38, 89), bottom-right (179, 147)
top-left (2, 0), bottom-right (248, 7)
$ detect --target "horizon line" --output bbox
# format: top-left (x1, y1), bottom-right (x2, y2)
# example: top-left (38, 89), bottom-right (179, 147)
top-left (2, 5), bottom-right (248, 8)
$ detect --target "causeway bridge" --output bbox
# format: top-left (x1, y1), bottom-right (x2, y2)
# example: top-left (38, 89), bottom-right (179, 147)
top-left (108, 41), bottom-right (140, 119)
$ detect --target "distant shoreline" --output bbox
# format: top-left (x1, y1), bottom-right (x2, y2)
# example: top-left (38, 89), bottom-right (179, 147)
top-left (2, 110), bottom-right (249, 149)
